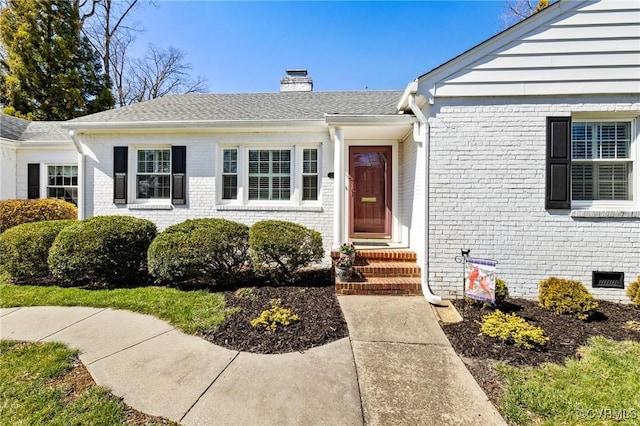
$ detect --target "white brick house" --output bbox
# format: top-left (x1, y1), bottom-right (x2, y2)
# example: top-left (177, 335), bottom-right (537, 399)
top-left (0, 114), bottom-right (77, 203)
top-left (2, 0), bottom-right (638, 302)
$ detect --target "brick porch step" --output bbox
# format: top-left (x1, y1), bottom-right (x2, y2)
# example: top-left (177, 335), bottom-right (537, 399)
top-left (335, 277), bottom-right (422, 296)
top-left (332, 248), bottom-right (422, 296)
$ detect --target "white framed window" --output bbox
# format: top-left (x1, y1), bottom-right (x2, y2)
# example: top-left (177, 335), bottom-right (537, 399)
top-left (248, 149), bottom-right (291, 201)
top-left (222, 149), bottom-right (238, 200)
top-left (571, 120), bottom-right (634, 207)
top-left (136, 148), bottom-right (171, 200)
top-left (302, 148), bottom-right (319, 201)
top-left (47, 165), bottom-right (78, 205)
top-left (218, 145), bottom-right (320, 205)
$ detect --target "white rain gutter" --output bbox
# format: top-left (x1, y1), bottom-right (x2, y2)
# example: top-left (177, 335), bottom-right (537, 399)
top-left (404, 87), bottom-right (443, 306)
top-left (68, 130), bottom-right (85, 220)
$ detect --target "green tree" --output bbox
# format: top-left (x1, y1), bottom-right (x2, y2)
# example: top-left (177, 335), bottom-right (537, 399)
top-left (0, 0), bottom-right (113, 120)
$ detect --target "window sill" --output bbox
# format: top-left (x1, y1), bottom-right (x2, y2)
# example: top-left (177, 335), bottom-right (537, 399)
top-left (570, 210), bottom-right (640, 219)
top-left (216, 204), bottom-right (323, 213)
top-left (127, 203), bottom-right (173, 210)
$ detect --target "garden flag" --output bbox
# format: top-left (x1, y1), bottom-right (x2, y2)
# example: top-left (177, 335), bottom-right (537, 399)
top-left (465, 258), bottom-right (497, 304)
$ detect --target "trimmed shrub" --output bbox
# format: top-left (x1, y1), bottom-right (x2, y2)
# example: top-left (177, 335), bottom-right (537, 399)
top-left (0, 199), bottom-right (77, 233)
top-left (627, 276), bottom-right (640, 307)
top-left (466, 278), bottom-right (510, 309)
top-left (249, 220), bottom-right (324, 284)
top-left (0, 220), bottom-right (75, 284)
top-left (538, 277), bottom-right (599, 320)
top-left (250, 298), bottom-right (299, 332)
top-left (48, 215), bottom-right (157, 288)
top-left (479, 310), bottom-right (549, 350)
top-left (147, 218), bottom-right (250, 286)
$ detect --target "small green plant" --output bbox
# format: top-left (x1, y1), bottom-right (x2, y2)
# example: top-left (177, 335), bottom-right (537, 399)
top-left (334, 254), bottom-right (353, 268)
top-left (250, 298), bottom-right (299, 332)
top-left (627, 276), bottom-right (640, 307)
top-left (624, 320), bottom-right (640, 333)
top-left (538, 277), bottom-right (599, 320)
top-left (478, 310), bottom-right (549, 350)
top-left (338, 242), bottom-right (356, 257)
top-left (235, 287), bottom-right (256, 300)
top-left (465, 278), bottom-right (509, 309)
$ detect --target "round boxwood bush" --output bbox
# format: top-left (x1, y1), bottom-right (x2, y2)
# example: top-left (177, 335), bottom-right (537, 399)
top-left (0, 198), bottom-right (77, 233)
top-left (148, 218), bottom-right (250, 286)
top-left (249, 220), bottom-right (324, 284)
top-left (48, 215), bottom-right (157, 288)
top-left (0, 220), bottom-right (75, 284)
top-left (538, 277), bottom-right (599, 320)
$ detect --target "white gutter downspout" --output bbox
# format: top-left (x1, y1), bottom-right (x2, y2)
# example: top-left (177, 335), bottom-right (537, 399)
top-left (406, 94), bottom-right (443, 306)
top-left (68, 130), bottom-right (86, 220)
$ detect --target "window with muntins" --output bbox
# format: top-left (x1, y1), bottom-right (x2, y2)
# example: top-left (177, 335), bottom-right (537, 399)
top-left (47, 165), bottom-right (78, 205)
top-left (222, 149), bottom-right (238, 200)
top-left (248, 149), bottom-right (291, 201)
top-left (571, 121), bottom-right (632, 201)
top-left (302, 148), bottom-right (318, 201)
top-left (136, 149), bottom-right (171, 199)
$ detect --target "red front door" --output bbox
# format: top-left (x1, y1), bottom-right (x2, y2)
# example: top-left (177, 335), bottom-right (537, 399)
top-left (349, 146), bottom-right (392, 237)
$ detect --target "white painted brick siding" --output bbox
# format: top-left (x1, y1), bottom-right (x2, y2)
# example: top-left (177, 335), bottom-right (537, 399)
top-left (80, 131), bottom-right (335, 263)
top-left (426, 95), bottom-right (640, 302)
top-left (15, 147), bottom-right (77, 199)
top-left (0, 144), bottom-right (17, 199)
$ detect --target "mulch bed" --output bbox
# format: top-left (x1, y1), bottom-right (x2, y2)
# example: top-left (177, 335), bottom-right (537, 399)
top-left (440, 298), bottom-right (640, 405)
top-left (204, 282), bottom-right (348, 354)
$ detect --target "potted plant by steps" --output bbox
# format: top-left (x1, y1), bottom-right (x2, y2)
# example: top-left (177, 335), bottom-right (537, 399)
top-left (334, 254), bottom-right (353, 281)
top-left (339, 242), bottom-right (357, 264)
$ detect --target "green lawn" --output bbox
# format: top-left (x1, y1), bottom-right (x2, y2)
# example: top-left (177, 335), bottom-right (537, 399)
top-left (0, 281), bottom-right (234, 334)
top-left (498, 337), bottom-right (640, 425)
top-left (0, 340), bottom-right (128, 425)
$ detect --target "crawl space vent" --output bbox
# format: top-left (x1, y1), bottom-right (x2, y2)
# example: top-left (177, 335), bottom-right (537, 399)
top-left (592, 271), bottom-right (624, 289)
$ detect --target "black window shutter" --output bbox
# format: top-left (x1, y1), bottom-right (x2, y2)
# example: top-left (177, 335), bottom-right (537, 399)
top-left (27, 163), bottom-right (40, 199)
top-left (113, 147), bottom-right (128, 204)
top-left (172, 146), bottom-right (186, 205)
top-left (546, 117), bottom-right (572, 209)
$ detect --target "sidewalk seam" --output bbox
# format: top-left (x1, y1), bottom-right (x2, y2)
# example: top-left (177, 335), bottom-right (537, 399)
top-left (347, 336), bottom-right (366, 426)
top-left (86, 328), bottom-right (175, 365)
top-left (179, 350), bottom-right (241, 423)
top-left (37, 308), bottom-right (108, 342)
top-left (350, 339), bottom-right (448, 348)
top-left (0, 307), bottom-right (22, 318)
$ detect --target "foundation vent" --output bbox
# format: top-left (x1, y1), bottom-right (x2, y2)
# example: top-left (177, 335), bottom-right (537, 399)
top-left (592, 271), bottom-right (624, 289)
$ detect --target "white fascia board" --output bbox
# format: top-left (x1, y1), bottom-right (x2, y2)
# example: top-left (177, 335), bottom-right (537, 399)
top-left (14, 141), bottom-right (75, 150)
top-left (324, 114), bottom-right (416, 126)
top-left (61, 119), bottom-right (327, 134)
top-left (396, 81), bottom-right (419, 111)
top-left (417, 0), bottom-right (589, 97)
top-left (0, 138), bottom-right (18, 148)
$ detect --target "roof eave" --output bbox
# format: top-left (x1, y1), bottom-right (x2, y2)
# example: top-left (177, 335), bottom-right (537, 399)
top-left (324, 114), bottom-right (416, 126)
top-left (62, 119), bottom-right (328, 132)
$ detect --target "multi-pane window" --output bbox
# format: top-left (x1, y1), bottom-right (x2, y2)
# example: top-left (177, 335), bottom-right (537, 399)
top-left (572, 121), bottom-right (632, 201)
top-left (302, 148), bottom-right (319, 201)
top-left (137, 149), bottom-right (170, 199)
top-left (248, 149), bottom-right (291, 201)
top-left (47, 165), bottom-right (78, 205)
top-left (222, 149), bottom-right (238, 200)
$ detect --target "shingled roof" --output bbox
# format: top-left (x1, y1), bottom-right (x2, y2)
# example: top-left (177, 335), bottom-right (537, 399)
top-left (0, 113), bottom-right (70, 142)
top-left (69, 91), bottom-right (404, 124)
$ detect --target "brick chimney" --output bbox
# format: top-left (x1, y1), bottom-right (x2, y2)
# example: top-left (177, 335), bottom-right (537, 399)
top-left (280, 69), bottom-right (313, 92)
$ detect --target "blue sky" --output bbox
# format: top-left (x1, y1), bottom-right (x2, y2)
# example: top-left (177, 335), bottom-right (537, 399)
top-left (130, 1), bottom-right (508, 93)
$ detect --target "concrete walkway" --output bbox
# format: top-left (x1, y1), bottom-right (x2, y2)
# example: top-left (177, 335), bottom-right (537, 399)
top-left (0, 297), bottom-right (505, 426)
